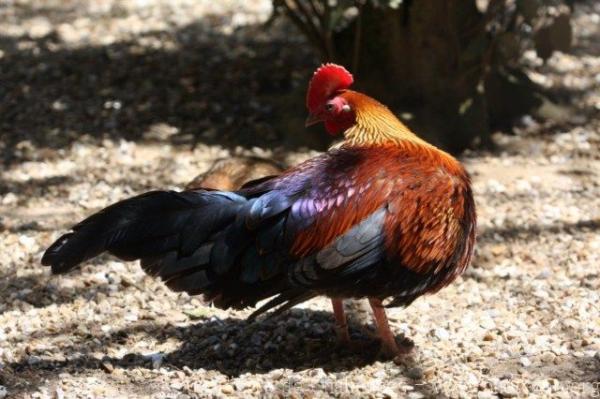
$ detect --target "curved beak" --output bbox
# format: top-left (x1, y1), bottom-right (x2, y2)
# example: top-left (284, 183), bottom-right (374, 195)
top-left (305, 112), bottom-right (323, 127)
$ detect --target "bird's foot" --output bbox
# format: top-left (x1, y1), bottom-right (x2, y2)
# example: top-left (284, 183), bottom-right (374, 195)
top-left (378, 335), bottom-right (416, 364)
top-left (397, 335), bottom-right (416, 353)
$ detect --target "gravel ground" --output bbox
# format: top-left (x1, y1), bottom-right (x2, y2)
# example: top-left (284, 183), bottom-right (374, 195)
top-left (1, 1), bottom-right (599, 398)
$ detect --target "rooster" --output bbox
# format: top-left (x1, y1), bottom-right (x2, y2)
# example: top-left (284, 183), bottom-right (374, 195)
top-left (42, 64), bottom-right (476, 359)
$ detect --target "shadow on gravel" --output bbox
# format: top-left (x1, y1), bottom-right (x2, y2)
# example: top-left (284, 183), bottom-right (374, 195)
top-left (6, 309), bottom-right (599, 396)
top-left (0, 14), bottom-right (325, 166)
top-left (163, 311), bottom-right (384, 374)
top-left (0, 175), bottom-right (74, 196)
top-left (0, 270), bottom-right (118, 314)
top-left (3, 310), bottom-right (403, 395)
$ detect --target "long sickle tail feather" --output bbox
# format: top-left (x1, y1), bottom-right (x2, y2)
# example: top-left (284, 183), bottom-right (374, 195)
top-left (41, 190), bottom-right (244, 275)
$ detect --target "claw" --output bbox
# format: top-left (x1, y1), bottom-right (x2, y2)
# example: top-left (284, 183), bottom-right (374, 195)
top-left (369, 297), bottom-right (416, 360)
top-left (331, 297), bottom-right (417, 360)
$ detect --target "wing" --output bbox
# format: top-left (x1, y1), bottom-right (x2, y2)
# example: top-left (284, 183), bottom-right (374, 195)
top-left (204, 147), bottom-right (393, 313)
top-left (142, 147), bottom-right (394, 314)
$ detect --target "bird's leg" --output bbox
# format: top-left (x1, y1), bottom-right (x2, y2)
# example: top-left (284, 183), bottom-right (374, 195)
top-left (368, 298), bottom-right (414, 359)
top-left (331, 298), bottom-right (351, 344)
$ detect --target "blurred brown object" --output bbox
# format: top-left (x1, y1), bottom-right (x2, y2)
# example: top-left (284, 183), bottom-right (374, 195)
top-left (186, 156), bottom-right (284, 191)
top-left (534, 5), bottom-right (573, 61)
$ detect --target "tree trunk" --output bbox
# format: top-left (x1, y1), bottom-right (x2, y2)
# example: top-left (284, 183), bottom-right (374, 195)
top-left (332, 0), bottom-right (540, 152)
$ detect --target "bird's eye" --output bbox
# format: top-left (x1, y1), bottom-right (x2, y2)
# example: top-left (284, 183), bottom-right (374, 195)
top-left (326, 103), bottom-right (335, 112)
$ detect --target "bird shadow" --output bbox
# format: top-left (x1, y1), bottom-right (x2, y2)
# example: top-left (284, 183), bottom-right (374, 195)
top-left (3, 309), bottom-right (413, 396)
top-left (125, 311), bottom-right (383, 374)
top-left (8, 310), bottom-right (383, 373)
top-left (6, 306), bottom-right (598, 397)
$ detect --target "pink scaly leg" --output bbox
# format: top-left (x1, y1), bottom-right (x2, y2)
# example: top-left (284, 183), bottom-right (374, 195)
top-left (368, 298), bottom-right (414, 359)
top-left (331, 298), bottom-right (351, 344)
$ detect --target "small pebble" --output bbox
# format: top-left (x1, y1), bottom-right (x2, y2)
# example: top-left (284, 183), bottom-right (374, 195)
top-left (477, 391), bottom-right (495, 399)
top-left (519, 357), bottom-right (531, 367)
top-left (433, 328), bottom-right (450, 341)
top-left (496, 380), bottom-right (519, 398)
top-left (381, 387), bottom-right (398, 399)
top-left (100, 360), bottom-right (114, 373)
top-left (406, 367), bottom-right (424, 380)
top-left (221, 384), bottom-right (234, 394)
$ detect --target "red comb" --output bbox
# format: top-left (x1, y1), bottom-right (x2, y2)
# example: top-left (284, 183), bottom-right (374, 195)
top-left (306, 64), bottom-right (354, 112)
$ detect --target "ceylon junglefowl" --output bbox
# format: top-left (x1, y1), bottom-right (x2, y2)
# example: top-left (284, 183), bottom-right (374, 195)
top-left (186, 156), bottom-right (284, 191)
top-left (42, 64), bottom-right (476, 360)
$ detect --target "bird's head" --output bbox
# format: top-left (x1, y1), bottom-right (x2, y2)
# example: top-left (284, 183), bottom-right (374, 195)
top-left (305, 63), bottom-right (355, 135)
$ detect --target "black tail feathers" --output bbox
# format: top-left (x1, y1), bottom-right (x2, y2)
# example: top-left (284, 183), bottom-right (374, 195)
top-left (41, 188), bottom-right (309, 317)
top-left (41, 190), bottom-right (244, 274)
